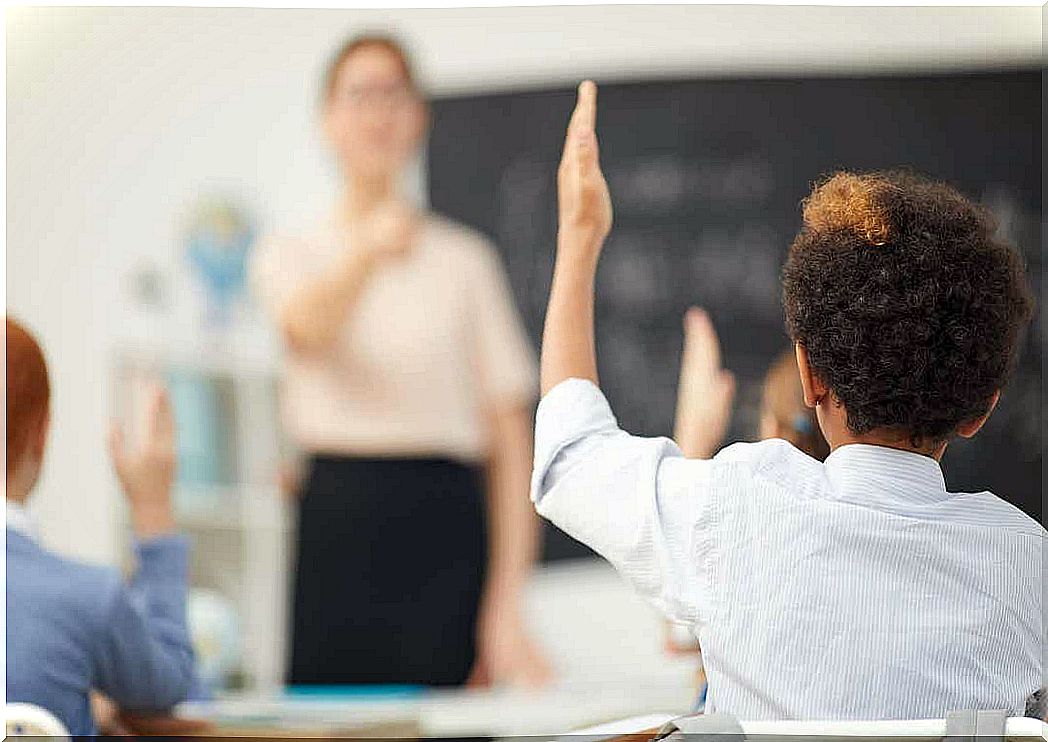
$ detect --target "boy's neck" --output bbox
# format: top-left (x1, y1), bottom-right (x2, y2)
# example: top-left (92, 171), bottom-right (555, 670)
top-left (819, 404), bottom-right (947, 461)
top-left (828, 431), bottom-right (947, 461)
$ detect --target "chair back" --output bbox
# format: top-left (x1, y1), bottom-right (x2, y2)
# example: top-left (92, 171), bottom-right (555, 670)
top-left (5, 703), bottom-right (70, 739)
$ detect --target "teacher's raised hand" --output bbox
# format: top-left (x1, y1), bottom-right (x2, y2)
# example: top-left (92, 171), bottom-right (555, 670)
top-left (556, 80), bottom-right (612, 262)
top-left (541, 81), bottom-right (613, 394)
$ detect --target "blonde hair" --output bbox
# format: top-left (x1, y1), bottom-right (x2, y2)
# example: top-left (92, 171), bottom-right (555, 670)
top-left (801, 171), bottom-right (901, 246)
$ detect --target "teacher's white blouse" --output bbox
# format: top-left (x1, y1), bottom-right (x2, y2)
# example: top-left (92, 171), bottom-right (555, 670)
top-left (532, 378), bottom-right (1045, 719)
top-left (252, 213), bottom-right (537, 462)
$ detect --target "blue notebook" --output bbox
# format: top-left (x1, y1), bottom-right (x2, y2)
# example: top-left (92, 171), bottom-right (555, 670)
top-left (284, 685), bottom-right (426, 701)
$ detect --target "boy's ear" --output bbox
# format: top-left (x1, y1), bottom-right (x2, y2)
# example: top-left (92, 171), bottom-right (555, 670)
top-left (956, 390), bottom-right (1001, 439)
top-left (794, 344), bottom-right (828, 408)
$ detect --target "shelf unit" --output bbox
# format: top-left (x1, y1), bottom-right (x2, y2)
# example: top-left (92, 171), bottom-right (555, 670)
top-left (112, 341), bottom-right (292, 692)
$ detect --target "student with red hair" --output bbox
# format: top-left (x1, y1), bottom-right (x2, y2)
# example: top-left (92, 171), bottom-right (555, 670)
top-left (5, 317), bottom-right (195, 735)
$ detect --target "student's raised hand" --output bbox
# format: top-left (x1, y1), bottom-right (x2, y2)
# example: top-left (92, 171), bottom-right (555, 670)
top-left (674, 307), bottom-right (736, 459)
top-left (557, 81), bottom-right (613, 262)
top-left (540, 80), bottom-right (612, 393)
top-left (109, 384), bottom-right (177, 539)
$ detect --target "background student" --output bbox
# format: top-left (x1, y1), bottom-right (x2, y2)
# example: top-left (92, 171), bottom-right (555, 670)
top-left (250, 34), bottom-right (549, 688)
top-left (5, 317), bottom-right (195, 735)
top-left (532, 81), bottom-right (1042, 718)
top-left (673, 309), bottom-right (829, 463)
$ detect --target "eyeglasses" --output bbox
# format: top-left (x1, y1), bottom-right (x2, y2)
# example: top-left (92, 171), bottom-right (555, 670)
top-left (334, 82), bottom-right (417, 109)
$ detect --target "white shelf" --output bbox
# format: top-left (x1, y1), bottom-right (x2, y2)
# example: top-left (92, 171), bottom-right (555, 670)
top-left (113, 344), bottom-right (291, 693)
top-left (174, 484), bottom-right (288, 532)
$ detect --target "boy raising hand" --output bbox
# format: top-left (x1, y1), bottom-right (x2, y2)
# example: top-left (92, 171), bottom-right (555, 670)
top-left (532, 83), bottom-right (1043, 719)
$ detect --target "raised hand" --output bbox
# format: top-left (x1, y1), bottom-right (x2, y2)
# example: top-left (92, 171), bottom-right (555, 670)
top-left (109, 384), bottom-right (177, 538)
top-left (674, 307), bottom-right (736, 459)
top-left (557, 81), bottom-right (613, 260)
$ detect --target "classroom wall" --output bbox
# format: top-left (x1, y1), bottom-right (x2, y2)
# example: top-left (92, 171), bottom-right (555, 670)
top-left (7, 4), bottom-right (1039, 566)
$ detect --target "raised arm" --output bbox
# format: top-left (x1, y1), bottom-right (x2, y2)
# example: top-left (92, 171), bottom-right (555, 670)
top-left (540, 81), bottom-right (612, 394)
top-left (673, 308), bottom-right (736, 459)
top-left (98, 386), bottom-right (194, 710)
top-left (277, 201), bottom-right (417, 355)
top-left (531, 83), bottom-right (720, 626)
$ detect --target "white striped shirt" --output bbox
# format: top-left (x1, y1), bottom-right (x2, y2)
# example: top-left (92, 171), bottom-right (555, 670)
top-left (531, 378), bottom-right (1045, 719)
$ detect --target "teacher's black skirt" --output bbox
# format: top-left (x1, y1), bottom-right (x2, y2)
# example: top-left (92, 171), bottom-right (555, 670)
top-left (288, 456), bottom-right (487, 687)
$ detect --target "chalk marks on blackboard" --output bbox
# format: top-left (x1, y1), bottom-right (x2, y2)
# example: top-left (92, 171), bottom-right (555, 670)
top-left (490, 152), bottom-right (1043, 462)
top-left (687, 223), bottom-right (783, 315)
top-left (495, 156), bottom-right (558, 327)
top-left (597, 324), bottom-right (681, 436)
top-left (602, 154), bottom-right (775, 216)
top-left (598, 232), bottom-right (673, 316)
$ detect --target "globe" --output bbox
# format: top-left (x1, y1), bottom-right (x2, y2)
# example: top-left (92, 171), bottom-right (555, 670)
top-left (184, 197), bottom-right (255, 328)
top-left (186, 588), bottom-right (242, 695)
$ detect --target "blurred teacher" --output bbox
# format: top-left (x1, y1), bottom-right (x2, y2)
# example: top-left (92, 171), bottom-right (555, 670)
top-left (251, 34), bottom-right (550, 688)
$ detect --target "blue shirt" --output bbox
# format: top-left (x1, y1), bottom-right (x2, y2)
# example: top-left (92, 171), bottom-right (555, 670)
top-left (6, 508), bottom-right (195, 735)
top-left (532, 378), bottom-right (1045, 719)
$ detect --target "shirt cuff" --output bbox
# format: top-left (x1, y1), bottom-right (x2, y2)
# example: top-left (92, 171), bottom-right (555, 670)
top-left (133, 534), bottom-right (190, 584)
top-left (531, 378), bottom-right (620, 505)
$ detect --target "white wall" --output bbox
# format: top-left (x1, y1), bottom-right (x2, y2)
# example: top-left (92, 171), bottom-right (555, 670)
top-left (7, 4), bottom-right (1040, 564)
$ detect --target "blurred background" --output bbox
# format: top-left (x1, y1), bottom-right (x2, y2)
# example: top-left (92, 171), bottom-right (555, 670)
top-left (7, 3), bottom-right (1042, 716)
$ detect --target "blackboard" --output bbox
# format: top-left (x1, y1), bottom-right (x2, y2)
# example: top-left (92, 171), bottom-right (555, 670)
top-left (427, 70), bottom-right (1042, 561)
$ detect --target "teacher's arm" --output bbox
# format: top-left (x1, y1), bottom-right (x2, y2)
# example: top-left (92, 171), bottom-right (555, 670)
top-left (463, 232), bottom-right (553, 688)
top-left (274, 202), bottom-right (417, 355)
top-left (278, 248), bottom-right (375, 355)
top-left (472, 400), bottom-right (551, 688)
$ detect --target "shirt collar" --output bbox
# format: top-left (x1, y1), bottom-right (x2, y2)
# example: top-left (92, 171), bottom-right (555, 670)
top-left (6, 499), bottom-right (36, 539)
top-left (824, 443), bottom-right (949, 504)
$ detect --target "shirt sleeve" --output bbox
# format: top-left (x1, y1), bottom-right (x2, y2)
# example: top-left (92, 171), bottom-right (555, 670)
top-left (467, 240), bottom-right (539, 409)
top-left (531, 378), bottom-right (722, 626)
top-left (91, 534), bottom-right (195, 711)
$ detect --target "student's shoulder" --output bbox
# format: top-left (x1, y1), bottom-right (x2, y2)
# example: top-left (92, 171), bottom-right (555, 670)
top-left (943, 490), bottom-right (1046, 539)
top-left (8, 536), bottom-right (125, 626)
top-left (714, 437), bottom-right (821, 472)
top-left (712, 438), bottom-right (827, 496)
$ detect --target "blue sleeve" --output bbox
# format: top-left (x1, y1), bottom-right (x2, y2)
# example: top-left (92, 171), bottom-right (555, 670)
top-left (91, 534), bottom-right (195, 711)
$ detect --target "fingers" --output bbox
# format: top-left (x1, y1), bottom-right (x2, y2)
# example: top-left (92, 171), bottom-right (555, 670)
top-left (152, 385), bottom-right (175, 441)
top-left (561, 80), bottom-right (600, 173)
top-left (568, 80), bottom-right (598, 140)
top-left (141, 383), bottom-right (175, 451)
top-left (684, 306), bottom-right (705, 332)
top-left (683, 306), bottom-right (723, 370)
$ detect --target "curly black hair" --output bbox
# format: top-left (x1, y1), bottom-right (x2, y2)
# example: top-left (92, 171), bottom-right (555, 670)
top-left (781, 170), bottom-right (1034, 445)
